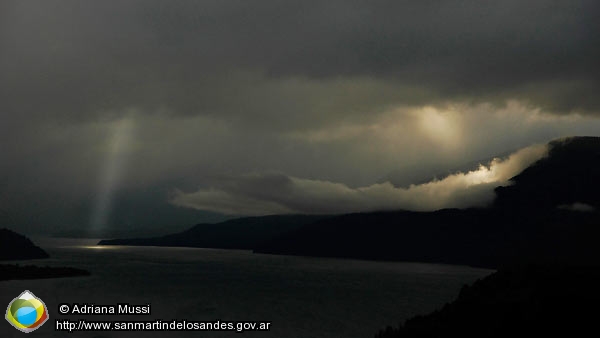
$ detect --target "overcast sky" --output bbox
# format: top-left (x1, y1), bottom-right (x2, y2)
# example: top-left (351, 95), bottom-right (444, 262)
top-left (1, 1), bottom-right (599, 236)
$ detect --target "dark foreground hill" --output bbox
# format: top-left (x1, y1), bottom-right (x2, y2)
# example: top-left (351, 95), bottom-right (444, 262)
top-left (376, 264), bottom-right (600, 338)
top-left (0, 228), bottom-right (49, 260)
top-left (0, 229), bottom-right (90, 281)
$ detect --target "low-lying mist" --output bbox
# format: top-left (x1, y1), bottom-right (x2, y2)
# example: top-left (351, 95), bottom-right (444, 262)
top-left (171, 144), bottom-right (548, 215)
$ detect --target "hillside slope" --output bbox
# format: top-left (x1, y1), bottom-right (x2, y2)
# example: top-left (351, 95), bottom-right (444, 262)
top-left (376, 264), bottom-right (600, 338)
top-left (495, 136), bottom-right (600, 209)
top-left (0, 229), bottom-right (49, 260)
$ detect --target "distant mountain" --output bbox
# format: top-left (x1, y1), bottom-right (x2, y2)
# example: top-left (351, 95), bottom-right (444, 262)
top-left (0, 229), bottom-right (49, 260)
top-left (255, 207), bottom-right (600, 268)
top-left (98, 215), bottom-right (327, 249)
top-left (100, 137), bottom-right (600, 269)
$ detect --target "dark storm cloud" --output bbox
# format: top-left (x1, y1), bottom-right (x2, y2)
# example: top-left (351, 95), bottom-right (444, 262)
top-left (2, 1), bottom-right (600, 232)
top-left (1, 0), bottom-right (599, 124)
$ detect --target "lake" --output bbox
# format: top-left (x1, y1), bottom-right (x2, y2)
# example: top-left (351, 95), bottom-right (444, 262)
top-left (1, 238), bottom-right (491, 337)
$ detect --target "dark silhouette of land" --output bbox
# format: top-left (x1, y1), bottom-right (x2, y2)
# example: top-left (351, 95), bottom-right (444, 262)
top-left (98, 214), bottom-right (327, 249)
top-left (0, 229), bottom-right (90, 280)
top-left (494, 136), bottom-right (600, 209)
top-left (376, 264), bottom-right (600, 338)
top-left (256, 207), bottom-right (600, 269)
top-left (0, 228), bottom-right (49, 260)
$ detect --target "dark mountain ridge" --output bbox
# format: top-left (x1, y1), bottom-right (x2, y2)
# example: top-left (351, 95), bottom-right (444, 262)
top-left (255, 207), bottom-right (600, 268)
top-left (98, 214), bottom-right (327, 249)
top-left (255, 137), bottom-right (600, 268)
top-left (495, 136), bottom-right (600, 210)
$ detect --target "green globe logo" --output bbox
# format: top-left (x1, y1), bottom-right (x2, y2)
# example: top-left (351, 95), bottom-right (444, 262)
top-left (6, 291), bottom-right (49, 333)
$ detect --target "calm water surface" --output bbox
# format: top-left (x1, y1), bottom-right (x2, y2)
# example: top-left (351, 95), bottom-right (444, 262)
top-left (1, 238), bottom-right (492, 337)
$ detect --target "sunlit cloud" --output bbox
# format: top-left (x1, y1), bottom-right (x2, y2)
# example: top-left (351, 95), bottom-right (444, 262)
top-left (170, 143), bottom-right (548, 215)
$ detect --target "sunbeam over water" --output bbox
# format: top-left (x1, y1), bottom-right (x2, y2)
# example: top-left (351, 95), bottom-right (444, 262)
top-left (89, 117), bottom-right (136, 235)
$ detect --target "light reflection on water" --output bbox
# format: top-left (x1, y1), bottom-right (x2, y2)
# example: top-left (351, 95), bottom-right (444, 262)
top-left (1, 238), bottom-right (492, 338)
top-left (72, 245), bottom-right (122, 250)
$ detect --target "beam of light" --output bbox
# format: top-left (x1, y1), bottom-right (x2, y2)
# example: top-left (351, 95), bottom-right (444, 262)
top-left (89, 117), bottom-right (136, 236)
top-left (417, 106), bottom-right (462, 149)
